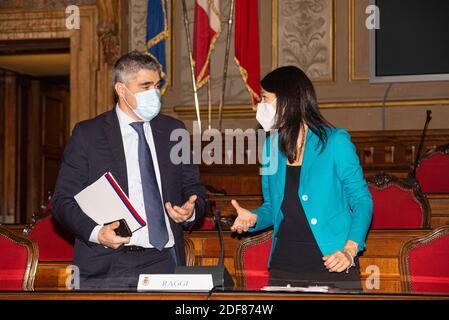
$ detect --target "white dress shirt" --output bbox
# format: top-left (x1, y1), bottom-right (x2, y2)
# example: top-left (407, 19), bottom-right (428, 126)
top-left (89, 106), bottom-right (194, 247)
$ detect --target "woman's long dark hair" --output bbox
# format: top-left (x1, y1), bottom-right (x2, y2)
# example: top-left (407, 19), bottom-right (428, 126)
top-left (261, 66), bottom-right (334, 163)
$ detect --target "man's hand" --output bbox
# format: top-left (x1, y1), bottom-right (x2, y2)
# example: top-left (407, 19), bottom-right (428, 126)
top-left (230, 200), bottom-right (258, 234)
top-left (165, 195), bottom-right (197, 223)
top-left (98, 221), bottom-right (131, 249)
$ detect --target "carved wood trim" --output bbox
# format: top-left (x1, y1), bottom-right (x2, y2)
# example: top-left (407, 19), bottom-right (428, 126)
top-left (97, 0), bottom-right (121, 65)
top-left (23, 194), bottom-right (52, 235)
top-left (348, 0), bottom-right (370, 82)
top-left (0, 225), bottom-right (39, 290)
top-left (399, 225), bottom-right (449, 293)
top-left (416, 143), bottom-right (449, 166)
top-left (234, 229), bottom-right (273, 289)
top-left (183, 237), bottom-right (195, 267)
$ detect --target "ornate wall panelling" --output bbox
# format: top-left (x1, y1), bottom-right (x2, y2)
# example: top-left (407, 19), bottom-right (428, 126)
top-left (272, 0), bottom-right (335, 82)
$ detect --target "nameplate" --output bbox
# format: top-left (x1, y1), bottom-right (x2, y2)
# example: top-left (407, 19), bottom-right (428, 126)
top-left (137, 274), bottom-right (214, 292)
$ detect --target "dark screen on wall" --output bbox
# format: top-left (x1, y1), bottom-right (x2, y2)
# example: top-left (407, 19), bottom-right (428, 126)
top-left (375, 0), bottom-right (449, 77)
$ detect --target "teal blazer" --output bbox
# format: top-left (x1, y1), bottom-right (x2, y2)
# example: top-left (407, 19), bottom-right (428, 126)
top-left (249, 127), bottom-right (373, 267)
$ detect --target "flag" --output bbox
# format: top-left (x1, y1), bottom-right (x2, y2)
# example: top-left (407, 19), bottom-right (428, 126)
top-left (234, 0), bottom-right (261, 106)
top-left (193, 0), bottom-right (221, 89)
top-left (146, 0), bottom-right (169, 94)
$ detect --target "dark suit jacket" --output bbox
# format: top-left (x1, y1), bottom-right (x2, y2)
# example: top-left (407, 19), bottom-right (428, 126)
top-left (52, 109), bottom-right (206, 281)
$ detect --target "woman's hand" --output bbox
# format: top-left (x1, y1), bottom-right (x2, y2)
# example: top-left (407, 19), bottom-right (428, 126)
top-left (322, 250), bottom-right (353, 273)
top-left (230, 200), bottom-right (258, 234)
top-left (323, 240), bottom-right (358, 272)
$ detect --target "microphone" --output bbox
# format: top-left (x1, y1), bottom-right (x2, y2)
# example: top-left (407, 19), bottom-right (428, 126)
top-left (175, 199), bottom-right (235, 290)
top-left (409, 110), bottom-right (433, 179)
top-left (213, 209), bottom-right (225, 266)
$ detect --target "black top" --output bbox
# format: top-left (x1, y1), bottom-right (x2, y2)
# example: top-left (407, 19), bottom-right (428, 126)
top-left (269, 165), bottom-right (361, 290)
top-left (270, 165), bottom-right (325, 273)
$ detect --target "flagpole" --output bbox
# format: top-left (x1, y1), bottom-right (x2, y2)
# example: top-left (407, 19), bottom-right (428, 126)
top-left (218, 0), bottom-right (236, 132)
top-left (181, 0), bottom-right (202, 133)
top-left (207, 78), bottom-right (212, 130)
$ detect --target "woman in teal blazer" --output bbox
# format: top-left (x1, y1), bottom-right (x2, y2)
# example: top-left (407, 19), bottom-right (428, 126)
top-left (231, 66), bottom-right (373, 290)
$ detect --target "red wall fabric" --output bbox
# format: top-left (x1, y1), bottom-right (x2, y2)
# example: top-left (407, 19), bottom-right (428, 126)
top-left (243, 238), bottom-right (272, 290)
top-left (369, 185), bottom-right (423, 228)
top-left (416, 153), bottom-right (449, 193)
top-left (0, 235), bottom-right (28, 291)
top-left (408, 234), bottom-right (449, 294)
top-left (28, 216), bottom-right (74, 261)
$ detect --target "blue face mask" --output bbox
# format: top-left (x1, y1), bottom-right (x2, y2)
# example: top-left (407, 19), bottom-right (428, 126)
top-left (124, 86), bottom-right (161, 121)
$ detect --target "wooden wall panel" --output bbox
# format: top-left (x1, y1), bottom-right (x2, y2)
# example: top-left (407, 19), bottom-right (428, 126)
top-left (42, 96), bottom-right (65, 147)
top-left (199, 129), bottom-right (449, 195)
top-left (0, 72), bottom-right (4, 223)
top-left (209, 193), bottom-right (449, 230)
top-left (2, 74), bottom-right (17, 224)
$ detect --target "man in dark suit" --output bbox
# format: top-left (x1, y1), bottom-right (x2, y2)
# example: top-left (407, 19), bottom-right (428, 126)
top-left (52, 51), bottom-right (206, 290)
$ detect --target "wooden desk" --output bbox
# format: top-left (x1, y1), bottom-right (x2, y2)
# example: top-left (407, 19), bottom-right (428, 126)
top-left (210, 291), bottom-right (449, 300)
top-left (0, 291), bottom-right (207, 300)
top-left (2, 227), bottom-right (441, 294)
top-left (185, 229), bottom-right (430, 294)
top-left (0, 291), bottom-right (447, 300)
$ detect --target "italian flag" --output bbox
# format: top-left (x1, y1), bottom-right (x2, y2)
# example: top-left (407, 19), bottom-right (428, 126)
top-left (193, 0), bottom-right (222, 89)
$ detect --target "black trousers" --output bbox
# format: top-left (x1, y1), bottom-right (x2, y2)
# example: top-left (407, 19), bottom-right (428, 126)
top-left (79, 247), bottom-right (176, 291)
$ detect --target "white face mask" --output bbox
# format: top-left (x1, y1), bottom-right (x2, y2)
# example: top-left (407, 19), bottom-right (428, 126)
top-left (123, 86), bottom-right (161, 121)
top-left (256, 98), bottom-right (277, 131)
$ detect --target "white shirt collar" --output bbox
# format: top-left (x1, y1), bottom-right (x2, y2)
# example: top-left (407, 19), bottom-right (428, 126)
top-left (115, 104), bottom-right (143, 129)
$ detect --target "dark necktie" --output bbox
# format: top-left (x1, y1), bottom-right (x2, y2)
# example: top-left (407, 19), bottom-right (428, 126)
top-left (129, 121), bottom-right (168, 251)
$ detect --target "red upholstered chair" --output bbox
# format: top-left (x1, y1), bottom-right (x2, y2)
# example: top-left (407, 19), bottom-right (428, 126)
top-left (192, 199), bottom-right (235, 230)
top-left (193, 216), bottom-right (236, 230)
top-left (0, 225), bottom-right (39, 291)
top-left (400, 225), bottom-right (449, 294)
top-left (415, 143), bottom-right (449, 193)
top-left (194, 216), bottom-right (216, 230)
top-left (23, 200), bottom-right (75, 262)
top-left (234, 230), bottom-right (272, 290)
top-left (367, 172), bottom-right (430, 229)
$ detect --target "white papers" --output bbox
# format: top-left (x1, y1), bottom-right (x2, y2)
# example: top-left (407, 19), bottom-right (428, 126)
top-left (74, 172), bottom-right (146, 232)
top-left (261, 285), bottom-right (329, 293)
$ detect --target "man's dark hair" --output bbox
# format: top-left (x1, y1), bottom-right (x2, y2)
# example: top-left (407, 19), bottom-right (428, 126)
top-left (112, 50), bottom-right (161, 85)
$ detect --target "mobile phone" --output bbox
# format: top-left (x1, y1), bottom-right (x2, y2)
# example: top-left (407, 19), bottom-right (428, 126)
top-left (104, 219), bottom-right (132, 238)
